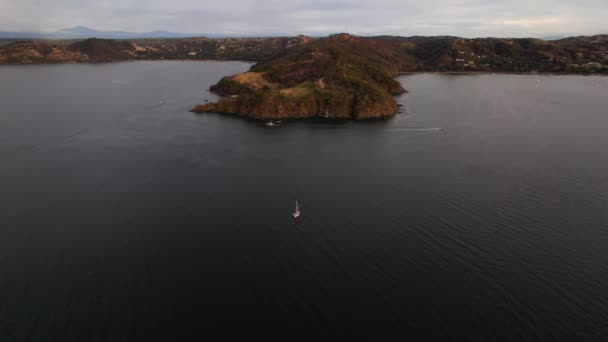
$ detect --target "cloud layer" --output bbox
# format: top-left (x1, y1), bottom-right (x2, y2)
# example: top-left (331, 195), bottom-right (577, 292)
top-left (1, 0), bottom-right (606, 37)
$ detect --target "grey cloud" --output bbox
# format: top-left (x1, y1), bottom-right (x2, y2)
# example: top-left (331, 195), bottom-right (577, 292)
top-left (0, 0), bottom-right (606, 37)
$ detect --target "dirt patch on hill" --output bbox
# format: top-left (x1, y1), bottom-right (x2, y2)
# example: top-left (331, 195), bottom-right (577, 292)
top-left (232, 72), bottom-right (275, 89)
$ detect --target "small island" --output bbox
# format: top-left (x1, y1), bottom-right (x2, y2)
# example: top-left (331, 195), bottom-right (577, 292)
top-left (192, 34), bottom-right (408, 120)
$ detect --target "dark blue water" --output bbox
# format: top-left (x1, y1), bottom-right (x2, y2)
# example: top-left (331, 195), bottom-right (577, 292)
top-left (1, 62), bottom-right (608, 340)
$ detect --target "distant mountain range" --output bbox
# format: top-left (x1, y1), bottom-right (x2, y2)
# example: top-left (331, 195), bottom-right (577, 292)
top-left (0, 26), bottom-right (587, 41)
top-left (0, 26), bottom-right (203, 39)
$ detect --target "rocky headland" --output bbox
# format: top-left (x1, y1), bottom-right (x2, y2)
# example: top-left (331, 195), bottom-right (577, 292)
top-left (192, 34), bottom-right (407, 120)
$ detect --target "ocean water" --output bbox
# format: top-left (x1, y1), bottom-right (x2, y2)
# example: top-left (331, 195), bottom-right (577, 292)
top-left (1, 62), bottom-right (608, 340)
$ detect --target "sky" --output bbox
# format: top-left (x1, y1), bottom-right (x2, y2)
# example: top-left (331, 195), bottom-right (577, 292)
top-left (0, 0), bottom-right (606, 37)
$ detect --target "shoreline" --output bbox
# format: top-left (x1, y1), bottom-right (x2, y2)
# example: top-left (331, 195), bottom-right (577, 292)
top-left (0, 59), bottom-right (256, 67)
top-left (0, 60), bottom-right (605, 76)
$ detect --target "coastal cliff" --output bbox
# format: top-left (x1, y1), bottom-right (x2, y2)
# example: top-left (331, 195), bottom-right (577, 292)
top-left (192, 34), bottom-right (407, 120)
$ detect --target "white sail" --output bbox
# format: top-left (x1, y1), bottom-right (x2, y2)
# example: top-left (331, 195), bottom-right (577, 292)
top-left (292, 200), bottom-right (300, 218)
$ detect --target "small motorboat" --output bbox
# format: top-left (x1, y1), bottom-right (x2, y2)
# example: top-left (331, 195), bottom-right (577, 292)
top-left (265, 121), bottom-right (281, 127)
top-left (292, 200), bottom-right (301, 219)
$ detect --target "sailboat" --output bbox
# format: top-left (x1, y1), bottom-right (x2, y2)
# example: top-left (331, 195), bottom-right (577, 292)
top-left (292, 200), bottom-right (301, 218)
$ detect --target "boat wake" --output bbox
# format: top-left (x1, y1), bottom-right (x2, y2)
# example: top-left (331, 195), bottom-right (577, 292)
top-left (388, 128), bottom-right (442, 132)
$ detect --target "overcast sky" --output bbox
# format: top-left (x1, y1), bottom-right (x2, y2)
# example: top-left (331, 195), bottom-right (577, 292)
top-left (0, 0), bottom-right (606, 37)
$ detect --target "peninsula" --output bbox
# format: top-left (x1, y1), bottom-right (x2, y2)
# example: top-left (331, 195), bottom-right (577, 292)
top-left (191, 33), bottom-right (608, 120)
top-left (2, 33), bottom-right (607, 119)
top-left (192, 34), bottom-right (407, 119)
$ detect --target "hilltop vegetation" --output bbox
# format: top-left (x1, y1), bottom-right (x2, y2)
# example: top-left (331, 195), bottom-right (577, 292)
top-left (0, 36), bottom-right (311, 64)
top-left (193, 34), bottom-right (407, 119)
top-left (130, 35), bottom-right (311, 61)
top-left (1, 34), bottom-right (606, 73)
top-left (381, 35), bottom-right (608, 73)
top-left (0, 39), bottom-right (135, 63)
top-left (68, 38), bottom-right (134, 62)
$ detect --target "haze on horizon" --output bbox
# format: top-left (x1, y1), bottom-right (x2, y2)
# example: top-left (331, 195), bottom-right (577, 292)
top-left (0, 0), bottom-right (606, 38)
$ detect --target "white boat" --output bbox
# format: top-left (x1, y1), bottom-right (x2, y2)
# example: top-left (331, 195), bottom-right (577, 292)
top-left (265, 121), bottom-right (281, 127)
top-left (292, 200), bottom-right (301, 218)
